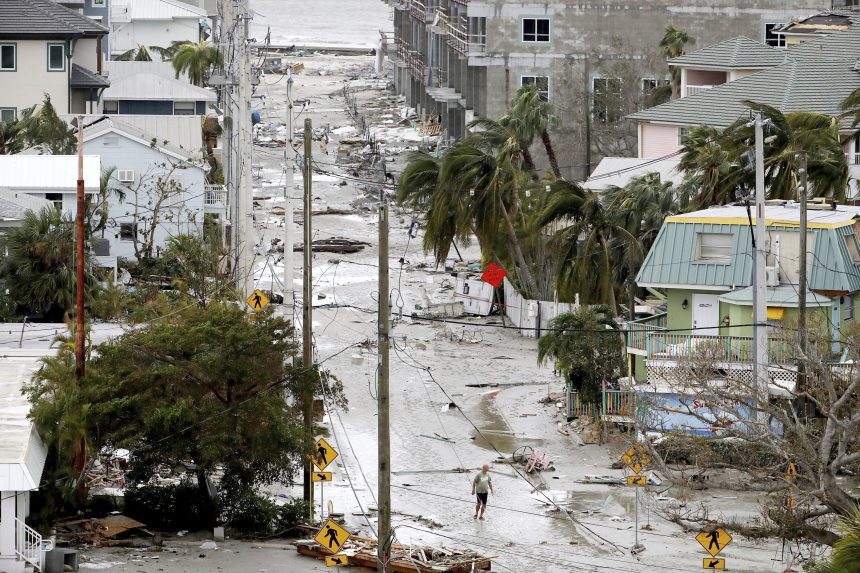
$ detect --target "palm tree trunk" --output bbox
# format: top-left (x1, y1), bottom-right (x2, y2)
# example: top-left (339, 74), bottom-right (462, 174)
top-left (541, 131), bottom-right (561, 178)
top-left (499, 200), bottom-right (538, 298)
top-left (522, 149), bottom-right (540, 181)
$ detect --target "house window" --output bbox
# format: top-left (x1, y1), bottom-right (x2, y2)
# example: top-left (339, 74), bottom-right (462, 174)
top-left (173, 101), bottom-right (195, 115)
top-left (641, 78), bottom-right (669, 94)
top-left (120, 223), bottom-right (137, 241)
top-left (677, 127), bottom-right (689, 146)
top-left (845, 234), bottom-right (860, 263)
top-left (45, 193), bottom-right (63, 211)
top-left (47, 44), bottom-right (65, 72)
top-left (521, 75), bottom-right (549, 102)
top-left (845, 296), bottom-right (855, 321)
top-left (0, 44), bottom-right (16, 71)
top-left (592, 77), bottom-right (623, 124)
top-left (92, 0), bottom-right (105, 5)
top-left (522, 18), bottom-right (550, 43)
top-left (103, 100), bottom-right (118, 114)
top-left (117, 169), bottom-right (135, 183)
top-left (0, 108), bottom-right (15, 123)
top-left (695, 233), bottom-right (733, 262)
top-left (764, 23), bottom-right (786, 48)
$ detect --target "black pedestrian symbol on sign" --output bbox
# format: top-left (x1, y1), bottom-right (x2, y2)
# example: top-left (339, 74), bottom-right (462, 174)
top-left (252, 292), bottom-right (263, 309)
top-left (317, 445), bottom-right (328, 465)
top-left (707, 531), bottom-right (720, 551)
top-left (324, 525), bottom-right (340, 549)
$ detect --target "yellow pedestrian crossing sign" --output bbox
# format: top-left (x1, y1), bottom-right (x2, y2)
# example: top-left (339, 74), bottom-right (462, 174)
top-left (315, 518), bottom-right (351, 554)
top-left (620, 445), bottom-right (650, 475)
top-left (703, 558), bottom-right (726, 570)
top-left (246, 289), bottom-right (269, 312)
top-left (313, 437), bottom-right (339, 471)
top-left (696, 528), bottom-right (733, 557)
top-left (326, 555), bottom-right (348, 567)
top-left (786, 462), bottom-right (798, 480)
top-left (313, 471), bottom-right (333, 482)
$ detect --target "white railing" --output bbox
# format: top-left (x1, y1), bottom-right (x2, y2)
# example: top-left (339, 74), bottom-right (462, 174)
top-left (204, 185), bottom-right (227, 206)
top-left (845, 152), bottom-right (860, 165)
top-left (685, 85), bottom-right (715, 97)
top-left (15, 517), bottom-right (47, 570)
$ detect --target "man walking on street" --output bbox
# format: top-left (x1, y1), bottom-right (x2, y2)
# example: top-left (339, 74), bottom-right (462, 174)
top-left (472, 464), bottom-right (494, 520)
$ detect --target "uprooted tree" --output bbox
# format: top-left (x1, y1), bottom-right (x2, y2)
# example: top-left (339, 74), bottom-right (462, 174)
top-left (633, 317), bottom-right (860, 549)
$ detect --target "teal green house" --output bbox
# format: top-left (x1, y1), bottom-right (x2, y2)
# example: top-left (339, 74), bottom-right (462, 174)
top-left (627, 202), bottom-right (860, 387)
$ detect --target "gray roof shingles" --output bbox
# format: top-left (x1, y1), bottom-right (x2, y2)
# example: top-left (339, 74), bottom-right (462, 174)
top-left (70, 64), bottom-right (109, 89)
top-left (0, 0), bottom-right (107, 38)
top-left (668, 36), bottom-right (786, 70)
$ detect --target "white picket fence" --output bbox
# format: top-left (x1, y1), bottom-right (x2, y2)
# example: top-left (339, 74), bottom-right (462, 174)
top-left (503, 278), bottom-right (578, 338)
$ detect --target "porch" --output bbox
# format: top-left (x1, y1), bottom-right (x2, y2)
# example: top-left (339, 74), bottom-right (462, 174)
top-left (566, 389), bottom-right (637, 424)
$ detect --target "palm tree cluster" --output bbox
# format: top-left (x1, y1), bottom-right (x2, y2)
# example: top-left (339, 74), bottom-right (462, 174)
top-left (398, 89), bottom-right (851, 312)
top-left (113, 40), bottom-right (222, 87)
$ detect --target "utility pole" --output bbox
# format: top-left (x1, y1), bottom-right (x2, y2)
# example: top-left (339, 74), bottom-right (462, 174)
top-left (283, 72), bottom-right (296, 315)
top-left (302, 118), bottom-right (315, 518)
top-left (74, 117), bottom-right (86, 379)
top-left (377, 188), bottom-right (391, 572)
top-left (753, 113), bottom-right (769, 423)
top-left (236, 0), bottom-right (254, 296)
top-left (797, 153), bottom-right (808, 414)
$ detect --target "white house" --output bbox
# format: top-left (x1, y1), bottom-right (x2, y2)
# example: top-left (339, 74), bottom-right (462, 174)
top-left (80, 116), bottom-right (224, 259)
top-left (102, 61), bottom-right (216, 115)
top-left (0, 155), bottom-right (100, 215)
top-left (109, 0), bottom-right (207, 60)
top-left (0, 352), bottom-right (50, 573)
top-left (0, 0), bottom-right (109, 119)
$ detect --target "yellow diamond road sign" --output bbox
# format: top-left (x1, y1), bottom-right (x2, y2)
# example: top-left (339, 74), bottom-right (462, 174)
top-left (326, 555), bottom-right (348, 567)
top-left (313, 437), bottom-right (339, 471)
top-left (703, 557), bottom-right (726, 570)
top-left (315, 518), bottom-right (351, 554)
top-left (246, 289), bottom-right (270, 312)
top-left (313, 471), bottom-right (333, 482)
top-left (696, 528), bottom-right (733, 557)
top-left (620, 446), bottom-right (650, 475)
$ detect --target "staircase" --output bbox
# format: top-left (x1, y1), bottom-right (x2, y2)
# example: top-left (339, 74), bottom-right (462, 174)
top-left (15, 518), bottom-right (50, 572)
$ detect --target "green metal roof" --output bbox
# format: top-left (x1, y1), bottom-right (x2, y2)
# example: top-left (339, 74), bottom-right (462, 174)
top-left (636, 214), bottom-right (860, 293)
top-left (668, 37), bottom-right (785, 70)
top-left (628, 57), bottom-right (860, 129)
top-left (719, 286), bottom-right (831, 307)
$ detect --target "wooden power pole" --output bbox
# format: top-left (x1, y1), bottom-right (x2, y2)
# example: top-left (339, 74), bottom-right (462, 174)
top-left (302, 118), bottom-right (314, 517)
top-left (74, 117), bottom-right (86, 379)
top-left (377, 189), bottom-right (391, 571)
top-left (797, 153), bottom-right (808, 414)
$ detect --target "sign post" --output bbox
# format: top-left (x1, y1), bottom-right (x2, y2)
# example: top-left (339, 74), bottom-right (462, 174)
top-left (620, 446), bottom-right (650, 553)
top-left (312, 439), bottom-right (339, 524)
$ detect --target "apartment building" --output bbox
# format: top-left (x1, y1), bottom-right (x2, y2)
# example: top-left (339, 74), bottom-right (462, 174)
top-left (382, 0), bottom-right (837, 179)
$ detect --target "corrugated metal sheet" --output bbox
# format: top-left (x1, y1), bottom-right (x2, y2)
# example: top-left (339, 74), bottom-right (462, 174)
top-left (0, 354), bottom-right (49, 489)
top-left (118, 0), bottom-right (206, 20)
top-left (103, 72), bottom-right (216, 102)
top-left (0, 155), bottom-right (100, 190)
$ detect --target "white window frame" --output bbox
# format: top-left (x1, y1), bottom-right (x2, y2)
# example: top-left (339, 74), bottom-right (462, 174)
top-left (695, 232), bottom-right (733, 263)
top-left (522, 17), bottom-right (551, 43)
top-left (103, 100), bottom-right (118, 114)
top-left (763, 22), bottom-right (786, 48)
top-left (0, 107), bottom-right (15, 123)
top-left (677, 127), bottom-right (689, 146)
top-left (0, 43), bottom-right (16, 72)
top-left (173, 101), bottom-right (196, 115)
top-left (845, 295), bottom-right (855, 321)
top-left (592, 76), bottom-right (623, 124)
top-left (47, 43), bottom-right (65, 72)
top-left (117, 169), bottom-right (135, 183)
top-left (520, 75), bottom-right (550, 102)
top-left (845, 233), bottom-right (860, 263)
top-left (45, 193), bottom-right (64, 211)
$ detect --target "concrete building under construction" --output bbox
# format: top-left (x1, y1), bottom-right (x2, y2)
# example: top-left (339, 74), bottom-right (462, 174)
top-left (382, 0), bottom-right (845, 179)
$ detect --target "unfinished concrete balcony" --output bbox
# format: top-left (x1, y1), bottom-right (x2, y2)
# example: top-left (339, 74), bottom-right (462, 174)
top-left (445, 17), bottom-right (486, 57)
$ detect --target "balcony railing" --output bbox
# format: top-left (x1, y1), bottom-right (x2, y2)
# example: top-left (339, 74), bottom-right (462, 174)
top-left (685, 84), bottom-right (715, 97)
top-left (846, 152), bottom-right (860, 165)
top-left (567, 389), bottom-right (637, 421)
top-left (204, 185), bottom-right (227, 206)
top-left (410, 0), bottom-right (427, 21)
top-left (627, 312), bottom-right (667, 353)
top-left (646, 332), bottom-right (794, 365)
top-left (445, 17), bottom-right (486, 55)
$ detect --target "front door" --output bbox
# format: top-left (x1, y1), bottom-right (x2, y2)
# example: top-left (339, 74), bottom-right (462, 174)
top-left (692, 294), bottom-right (720, 335)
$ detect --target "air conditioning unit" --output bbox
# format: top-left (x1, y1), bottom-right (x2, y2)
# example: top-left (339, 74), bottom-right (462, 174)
top-left (766, 266), bottom-right (779, 287)
top-left (117, 169), bottom-right (135, 183)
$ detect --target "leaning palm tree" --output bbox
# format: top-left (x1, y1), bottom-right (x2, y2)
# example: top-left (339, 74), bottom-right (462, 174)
top-left (172, 40), bottom-right (223, 86)
top-left (0, 117), bottom-right (23, 155)
top-left (729, 102), bottom-right (849, 202)
top-left (677, 124), bottom-right (742, 208)
top-left (508, 84), bottom-right (562, 177)
top-left (660, 25), bottom-right (695, 100)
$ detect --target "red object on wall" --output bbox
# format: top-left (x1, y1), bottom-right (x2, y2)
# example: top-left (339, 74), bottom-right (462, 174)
top-left (481, 263), bottom-right (507, 288)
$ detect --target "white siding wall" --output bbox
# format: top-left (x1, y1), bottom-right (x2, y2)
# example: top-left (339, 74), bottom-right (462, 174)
top-left (73, 38), bottom-right (101, 72)
top-left (640, 124), bottom-right (681, 159)
top-left (86, 132), bottom-right (207, 259)
top-left (111, 19), bottom-right (201, 59)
